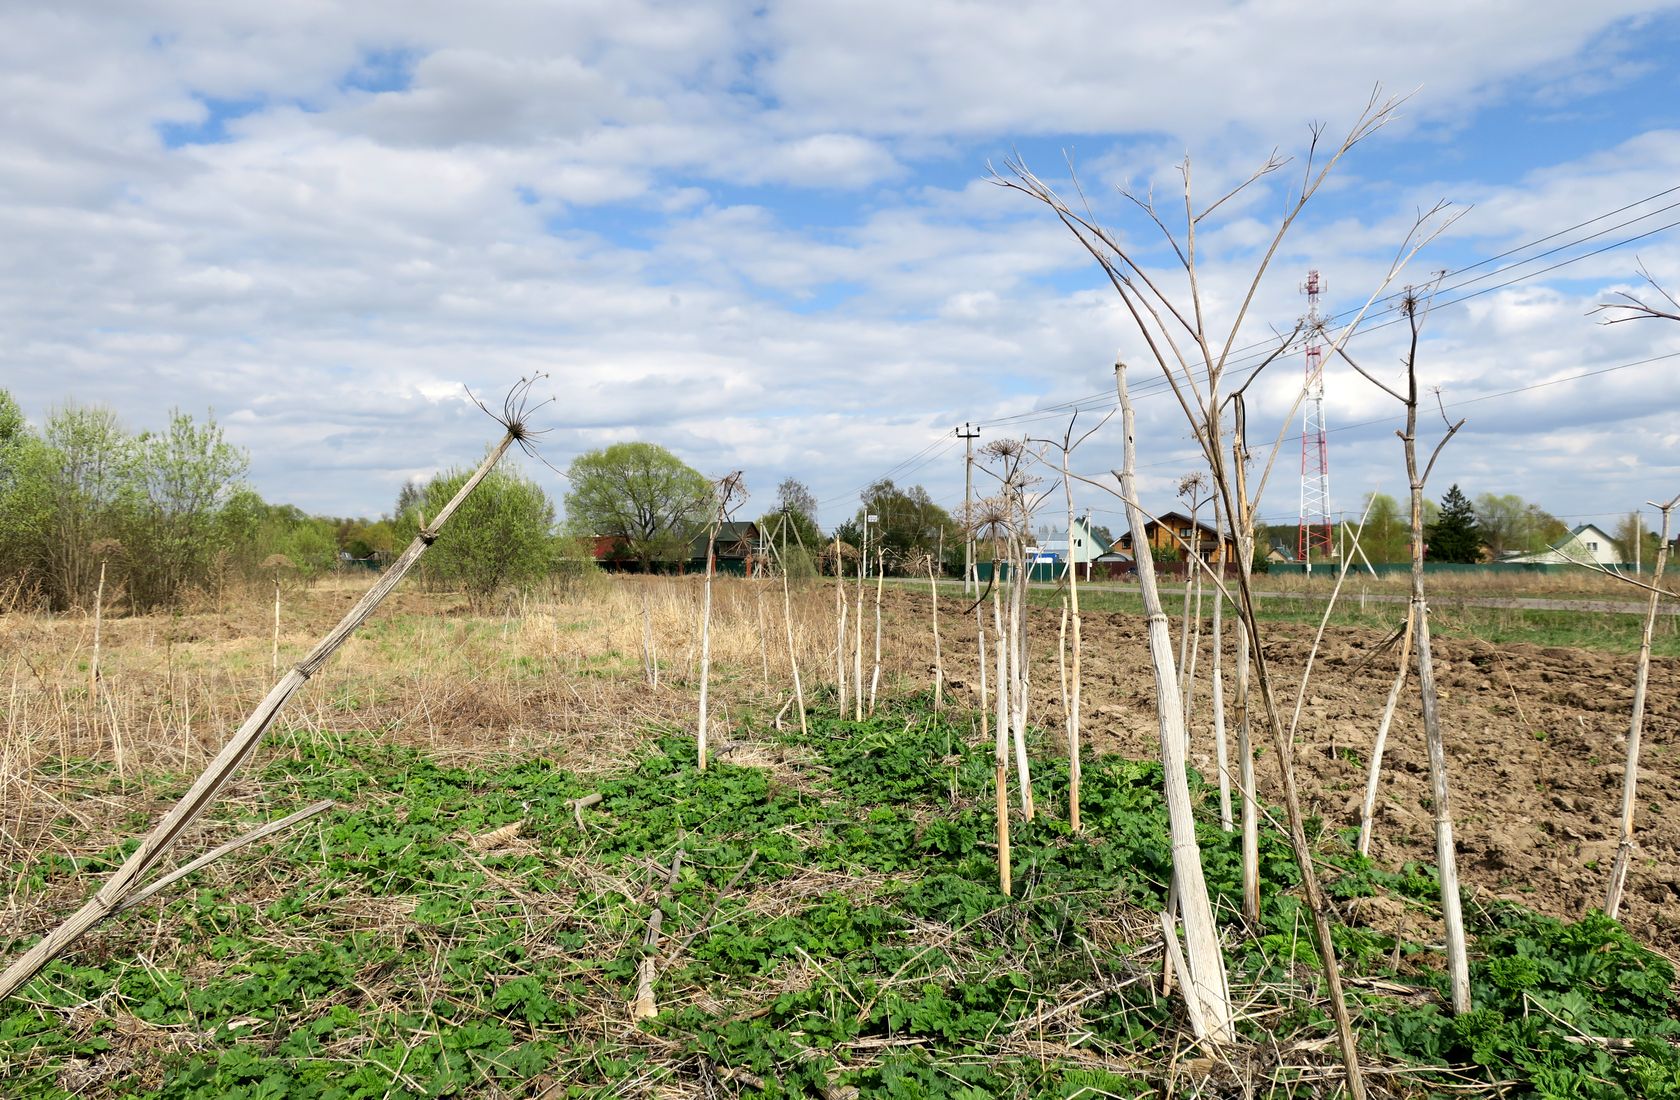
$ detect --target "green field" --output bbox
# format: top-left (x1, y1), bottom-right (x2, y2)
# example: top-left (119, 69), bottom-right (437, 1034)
top-left (4, 693), bottom-right (1676, 1098)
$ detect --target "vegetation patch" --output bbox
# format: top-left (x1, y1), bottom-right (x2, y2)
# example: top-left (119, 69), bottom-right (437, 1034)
top-left (4, 697), bottom-right (1674, 1098)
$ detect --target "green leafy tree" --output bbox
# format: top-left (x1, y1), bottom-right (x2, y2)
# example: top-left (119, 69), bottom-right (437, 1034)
top-left (34, 404), bottom-right (139, 609)
top-left (398, 462), bottom-right (556, 605)
top-left (762, 478), bottom-right (824, 574)
top-left (0, 391), bottom-right (48, 588)
top-left (249, 503), bottom-right (339, 580)
top-left (119, 409), bottom-right (251, 610)
top-left (563, 443), bottom-right (709, 572)
top-left (1350, 492), bottom-right (1408, 563)
top-left (848, 478), bottom-right (959, 574)
top-left (1475, 493), bottom-right (1566, 558)
top-left (1427, 484), bottom-right (1483, 563)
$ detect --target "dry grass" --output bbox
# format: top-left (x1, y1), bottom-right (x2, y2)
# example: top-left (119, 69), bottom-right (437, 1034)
top-left (0, 572), bottom-right (916, 887)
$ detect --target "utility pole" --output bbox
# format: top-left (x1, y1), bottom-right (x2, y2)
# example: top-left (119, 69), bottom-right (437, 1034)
top-left (958, 422), bottom-right (980, 593)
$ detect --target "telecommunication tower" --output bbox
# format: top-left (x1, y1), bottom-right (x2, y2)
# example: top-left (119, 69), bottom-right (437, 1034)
top-left (1297, 270), bottom-right (1333, 567)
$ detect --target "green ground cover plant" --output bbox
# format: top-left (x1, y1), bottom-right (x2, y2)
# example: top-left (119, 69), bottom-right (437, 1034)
top-left (2, 695), bottom-right (1675, 1098)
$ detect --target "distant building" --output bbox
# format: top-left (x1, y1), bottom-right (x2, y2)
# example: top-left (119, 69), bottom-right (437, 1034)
top-left (1038, 515), bottom-right (1112, 579)
top-left (1507, 523), bottom-right (1624, 567)
top-left (687, 520), bottom-right (765, 576)
top-left (1113, 511), bottom-right (1239, 564)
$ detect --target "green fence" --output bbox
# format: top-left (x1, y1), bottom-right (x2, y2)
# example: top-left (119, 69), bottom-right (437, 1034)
top-left (975, 561), bottom-right (1062, 583)
top-left (1274, 560), bottom-right (1632, 578)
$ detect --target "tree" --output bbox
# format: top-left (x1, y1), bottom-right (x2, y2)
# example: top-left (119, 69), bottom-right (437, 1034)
top-left (849, 478), bottom-right (959, 573)
top-left (0, 391), bottom-right (47, 587)
top-left (563, 443), bottom-right (709, 573)
top-left (121, 409), bottom-right (251, 609)
top-left (1355, 492), bottom-right (1408, 563)
top-left (1614, 511), bottom-right (1658, 569)
top-left (775, 477), bottom-right (818, 524)
top-left (1426, 485), bottom-right (1482, 563)
top-left (398, 461), bottom-right (555, 605)
top-left (1475, 492), bottom-right (1565, 558)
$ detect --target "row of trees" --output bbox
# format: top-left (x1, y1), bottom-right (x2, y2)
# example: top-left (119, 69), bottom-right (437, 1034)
top-left (0, 389), bottom-right (570, 613)
top-left (1, 392), bottom-right (277, 612)
top-left (1257, 486), bottom-right (1599, 566)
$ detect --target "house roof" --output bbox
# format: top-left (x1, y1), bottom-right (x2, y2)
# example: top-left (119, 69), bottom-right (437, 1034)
top-left (690, 521), bottom-right (759, 557)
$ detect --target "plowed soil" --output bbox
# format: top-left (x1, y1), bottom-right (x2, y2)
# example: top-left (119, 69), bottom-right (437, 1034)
top-left (913, 588), bottom-right (1680, 958)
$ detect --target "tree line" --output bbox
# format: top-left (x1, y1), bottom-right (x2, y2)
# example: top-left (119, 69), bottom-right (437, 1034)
top-left (4, 385), bottom-right (1648, 616)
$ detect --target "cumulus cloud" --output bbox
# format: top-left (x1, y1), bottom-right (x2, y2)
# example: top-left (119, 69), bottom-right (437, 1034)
top-left (2, 0), bottom-right (1678, 530)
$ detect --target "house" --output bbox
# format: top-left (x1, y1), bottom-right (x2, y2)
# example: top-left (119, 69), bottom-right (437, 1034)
top-left (1037, 515), bottom-right (1112, 579)
top-left (1113, 511), bottom-right (1239, 564)
top-left (1508, 523), bottom-right (1624, 567)
top-left (1265, 540), bottom-right (1296, 565)
top-left (687, 520), bottom-right (765, 576)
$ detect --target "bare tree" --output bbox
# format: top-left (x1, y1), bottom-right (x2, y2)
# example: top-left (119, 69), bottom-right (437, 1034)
top-left (995, 89), bottom-right (1460, 1091)
top-left (1030, 412), bottom-right (1112, 833)
top-left (1606, 492), bottom-right (1680, 917)
top-left (1336, 290), bottom-right (1471, 1013)
top-left (697, 471), bottom-right (746, 770)
top-left (1595, 262), bottom-right (1680, 324)
top-left (1176, 471), bottom-right (1209, 729)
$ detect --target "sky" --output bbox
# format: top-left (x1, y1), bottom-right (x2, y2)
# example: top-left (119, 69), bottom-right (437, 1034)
top-left (5, 1), bottom-right (1680, 537)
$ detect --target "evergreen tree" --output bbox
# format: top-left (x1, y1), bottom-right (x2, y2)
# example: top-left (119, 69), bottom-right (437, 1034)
top-left (1427, 484), bottom-right (1482, 563)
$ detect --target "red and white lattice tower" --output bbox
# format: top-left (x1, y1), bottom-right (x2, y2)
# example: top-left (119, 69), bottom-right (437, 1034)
top-left (1297, 270), bottom-right (1333, 567)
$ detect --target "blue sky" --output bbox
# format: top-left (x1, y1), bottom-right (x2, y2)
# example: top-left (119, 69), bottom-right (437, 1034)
top-left (4, 1), bottom-right (1680, 537)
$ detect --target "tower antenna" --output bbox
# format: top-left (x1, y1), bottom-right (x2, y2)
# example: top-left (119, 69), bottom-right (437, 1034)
top-left (1298, 270), bottom-right (1333, 570)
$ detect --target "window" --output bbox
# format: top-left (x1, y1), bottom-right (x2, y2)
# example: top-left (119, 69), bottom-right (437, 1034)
top-left (1588, 541), bottom-right (1598, 551)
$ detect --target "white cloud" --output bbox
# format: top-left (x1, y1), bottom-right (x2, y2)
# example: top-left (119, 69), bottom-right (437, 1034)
top-left (1, 0), bottom-right (1677, 529)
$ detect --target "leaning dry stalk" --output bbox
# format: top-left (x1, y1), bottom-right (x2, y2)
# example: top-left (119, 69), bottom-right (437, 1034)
top-left (115, 800), bottom-right (334, 915)
top-left (1358, 608), bottom-right (1415, 857)
top-left (0, 429), bottom-right (519, 1003)
top-left (1116, 363), bottom-right (1232, 1042)
top-left (1606, 494), bottom-right (1678, 917)
top-left (1210, 500), bottom-right (1232, 833)
top-left (994, 633), bottom-right (1011, 897)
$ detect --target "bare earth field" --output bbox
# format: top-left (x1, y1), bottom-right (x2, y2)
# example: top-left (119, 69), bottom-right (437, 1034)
top-left (933, 590), bottom-right (1680, 957)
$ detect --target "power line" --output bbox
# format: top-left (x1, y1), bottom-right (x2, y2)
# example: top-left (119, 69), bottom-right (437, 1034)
top-left (809, 187), bottom-right (1680, 520)
top-left (978, 188), bottom-right (1680, 429)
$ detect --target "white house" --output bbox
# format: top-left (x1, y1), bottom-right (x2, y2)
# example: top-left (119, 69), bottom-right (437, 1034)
top-left (1039, 515), bottom-right (1112, 578)
top-left (1509, 523), bottom-right (1624, 567)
